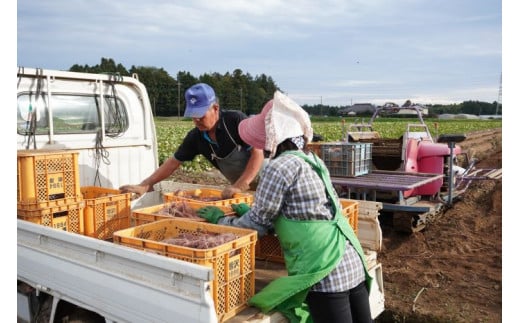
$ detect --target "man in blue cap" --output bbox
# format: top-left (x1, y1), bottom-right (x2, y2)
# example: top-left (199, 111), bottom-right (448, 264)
top-left (120, 83), bottom-right (265, 199)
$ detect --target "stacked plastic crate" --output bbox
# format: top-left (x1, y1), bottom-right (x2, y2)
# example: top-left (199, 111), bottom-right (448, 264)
top-left (162, 188), bottom-right (253, 213)
top-left (81, 186), bottom-right (132, 240)
top-left (122, 188), bottom-right (256, 321)
top-left (255, 199), bottom-right (359, 263)
top-left (130, 201), bottom-right (208, 226)
top-left (113, 218), bottom-right (257, 322)
top-left (130, 188), bottom-right (254, 225)
top-left (321, 142), bottom-right (373, 177)
top-left (17, 150), bottom-right (85, 233)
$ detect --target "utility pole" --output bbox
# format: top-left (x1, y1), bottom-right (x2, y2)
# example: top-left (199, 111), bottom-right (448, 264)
top-left (177, 82), bottom-right (181, 119)
top-left (320, 96), bottom-right (323, 116)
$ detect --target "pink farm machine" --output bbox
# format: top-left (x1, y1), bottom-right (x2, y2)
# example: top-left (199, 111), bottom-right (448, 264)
top-left (317, 105), bottom-right (499, 232)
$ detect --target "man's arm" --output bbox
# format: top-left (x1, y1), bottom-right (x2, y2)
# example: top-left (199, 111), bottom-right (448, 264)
top-left (221, 148), bottom-right (264, 199)
top-left (119, 157), bottom-right (182, 196)
top-left (234, 147), bottom-right (264, 190)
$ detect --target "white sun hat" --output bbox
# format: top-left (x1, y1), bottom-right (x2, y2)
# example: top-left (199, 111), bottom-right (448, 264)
top-left (264, 91), bottom-right (313, 157)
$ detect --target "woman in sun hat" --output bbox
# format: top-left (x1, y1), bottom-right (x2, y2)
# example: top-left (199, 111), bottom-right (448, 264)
top-left (198, 91), bottom-right (373, 323)
top-left (120, 82), bottom-right (265, 199)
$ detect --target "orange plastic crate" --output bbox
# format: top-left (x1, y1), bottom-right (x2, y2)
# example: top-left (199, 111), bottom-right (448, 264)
top-left (17, 150), bottom-right (82, 209)
top-left (131, 201), bottom-right (209, 226)
top-left (17, 201), bottom-right (85, 234)
top-left (113, 219), bottom-right (257, 322)
top-left (307, 142), bottom-right (323, 158)
top-left (255, 199), bottom-right (359, 264)
top-left (163, 188), bottom-right (253, 214)
top-left (339, 198), bottom-right (359, 234)
top-left (255, 233), bottom-right (285, 263)
top-left (81, 186), bottom-right (132, 240)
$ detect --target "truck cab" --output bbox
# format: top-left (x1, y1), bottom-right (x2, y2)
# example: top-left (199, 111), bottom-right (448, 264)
top-left (17, 67), bottom-right (159, 190)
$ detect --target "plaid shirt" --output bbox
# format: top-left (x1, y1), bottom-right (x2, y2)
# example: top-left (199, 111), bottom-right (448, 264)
top-left (249, 153), bottom-right (365, 292)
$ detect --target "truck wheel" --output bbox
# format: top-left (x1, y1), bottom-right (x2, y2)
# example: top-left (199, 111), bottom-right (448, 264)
top-left (60, 307), bottom-right (105, 323)
top-left (32, 293), bottom-right (52, 323)
top-left (56, 301), bottom-right (105, 323)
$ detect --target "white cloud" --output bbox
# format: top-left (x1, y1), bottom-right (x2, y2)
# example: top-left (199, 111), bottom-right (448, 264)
top-left (17, 0), bottom-right (502, 106)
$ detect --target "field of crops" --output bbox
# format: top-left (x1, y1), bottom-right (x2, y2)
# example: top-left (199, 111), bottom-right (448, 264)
top-left (154, 116), bottom-right (502, 172)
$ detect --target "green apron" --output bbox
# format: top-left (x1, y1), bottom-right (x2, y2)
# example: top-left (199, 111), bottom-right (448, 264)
top-left (248, 151), bottom-right (372, 322)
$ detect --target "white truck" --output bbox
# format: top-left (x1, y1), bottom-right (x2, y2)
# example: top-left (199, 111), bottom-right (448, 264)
top-left (16, 67), bottom-right (385, 322)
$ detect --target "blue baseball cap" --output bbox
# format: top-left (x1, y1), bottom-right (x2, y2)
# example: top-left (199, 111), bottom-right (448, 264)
top-left (184, 83), bottom-right (216, 118)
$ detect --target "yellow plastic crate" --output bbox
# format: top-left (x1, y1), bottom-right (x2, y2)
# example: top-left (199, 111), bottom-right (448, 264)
top-left (113, 219), bottom-right (257, 322)
top-left (163, 188), bottom-right (253, 214)
top-left (17, 201), bottom-right (85, 234)
top-left (256, 199), bottom-right (359, 264)
top-left (81, 186), bottom-right (132, 240)
top-left (17, 150), bottom-right (82, 209)
top-left (255, 233), bottom-right (285, 263)
top-left (339, 198), bottom-right (359, 234)
top-left (131, 201), bottom-right (209, 226)
top-left (307, 142), bottom-right (323, 158)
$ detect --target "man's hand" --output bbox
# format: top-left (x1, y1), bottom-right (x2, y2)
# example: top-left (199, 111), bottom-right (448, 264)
top-left (197, 206), bottom-right (225, 224)
top-left (119, 184), bottom-right (151, 199)
top-left (231, 203), bottom-right (250, 216)
top-left (222, 185), bottom-right (245, 199)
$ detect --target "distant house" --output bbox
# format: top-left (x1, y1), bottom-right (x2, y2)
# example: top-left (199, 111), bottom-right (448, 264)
top-left (338, 103), bottom-right (376, 116)
top-left (394, 107), bottom-right (429, 116)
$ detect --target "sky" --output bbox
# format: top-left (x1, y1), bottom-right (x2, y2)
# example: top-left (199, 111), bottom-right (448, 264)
top-left (15, 0), bottom-right (504, 107)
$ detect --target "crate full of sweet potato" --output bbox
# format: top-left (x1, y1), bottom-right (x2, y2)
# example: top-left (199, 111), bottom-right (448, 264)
top-left (113, 218), bottom-right (257, 321)
top-left (131, 200), bottom-right (235, 225)
top-left (162, 188), bottom-right (253, 214)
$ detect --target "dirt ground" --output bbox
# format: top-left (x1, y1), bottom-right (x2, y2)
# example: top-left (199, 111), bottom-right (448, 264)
top-left (170, 128), bottom-right (503, 323)
top-left (376, 130), bottom-right (502, 323)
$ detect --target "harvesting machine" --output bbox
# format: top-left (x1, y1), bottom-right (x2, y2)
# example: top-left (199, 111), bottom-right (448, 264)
top-left (318, 105), bottom-right (501, 232)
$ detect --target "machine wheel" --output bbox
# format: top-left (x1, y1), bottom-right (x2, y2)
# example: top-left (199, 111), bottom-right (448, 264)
top-left (393, 212), bottom-right (426, 233)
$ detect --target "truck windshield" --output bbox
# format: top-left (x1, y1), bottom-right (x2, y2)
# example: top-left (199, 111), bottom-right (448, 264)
top-left (17, 93), bottom-right (128, 135)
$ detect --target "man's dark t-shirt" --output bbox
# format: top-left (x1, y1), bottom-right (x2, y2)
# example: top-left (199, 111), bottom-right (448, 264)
top-left (174, 110), bottom-right (251, 170)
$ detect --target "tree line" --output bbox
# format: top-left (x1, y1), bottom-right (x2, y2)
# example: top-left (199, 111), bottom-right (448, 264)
top-left (70, 57), bottom-right (278, 117)
top-left (69, 57), bottom-right (502, 117)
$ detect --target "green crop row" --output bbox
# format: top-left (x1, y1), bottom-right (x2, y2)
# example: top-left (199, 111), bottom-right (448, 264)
top-left (154, 116), bottom-right (502, 172)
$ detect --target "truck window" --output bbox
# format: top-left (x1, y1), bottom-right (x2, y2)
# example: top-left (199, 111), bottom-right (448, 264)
top-left (17, 93), bottom-right (128, 135)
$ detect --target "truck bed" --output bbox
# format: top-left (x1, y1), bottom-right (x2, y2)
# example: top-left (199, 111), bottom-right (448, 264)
top-left (17, 220), bottom-right (293, 323)
top-left (18, 185), bottom-right (385, 323)
top-left (17, 219), bottom-right (219, 323)
top-left (18, 220), bottom-right (383, 323)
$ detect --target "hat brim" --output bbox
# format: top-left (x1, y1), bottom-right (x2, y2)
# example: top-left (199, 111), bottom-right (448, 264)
top-left (184, 104), bottom-right (211, 118)
top-left (239, 114), bottom-right (266, 150)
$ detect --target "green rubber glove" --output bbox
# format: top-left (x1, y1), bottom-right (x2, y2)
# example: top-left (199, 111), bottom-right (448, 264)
top-left (231, 203), bottom-right (250, 216)
top-left (197, 206), bottom-right (225, 224)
